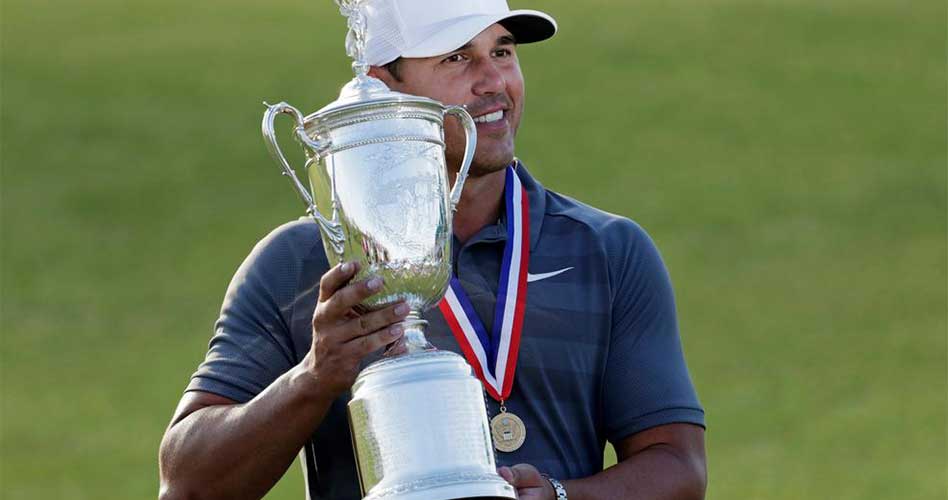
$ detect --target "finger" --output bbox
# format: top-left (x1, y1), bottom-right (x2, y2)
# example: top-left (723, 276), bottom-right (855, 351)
top-left (348, 301), bottom-right (410, 339)
top-left (321, 275), bottom-right (385, 319)
top-left (497, 466), bottom-right (514, 484)
top-left (508, 465), bottom-right (522, 487)
top-left (344, 324), bottom-right (405, 356)
top-left (318, 261), bottom-right (360, 302)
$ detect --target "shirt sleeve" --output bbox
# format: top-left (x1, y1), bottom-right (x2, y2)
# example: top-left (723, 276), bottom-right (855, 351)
top-left (185, 220), bottom-right (322, 403)
top-left (601, 219), bottom-right (704, 443)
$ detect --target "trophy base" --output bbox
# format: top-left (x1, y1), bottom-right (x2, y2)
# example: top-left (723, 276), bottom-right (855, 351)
top-left (363, 471), bottom-right (515, 500)
top-left (349, 351), bottom-right (515, 500)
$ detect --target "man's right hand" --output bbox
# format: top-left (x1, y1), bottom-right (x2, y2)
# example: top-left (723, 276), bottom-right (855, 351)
top-left (160, 262), bottom-right (409, 500)
top-left (304, 261), bottom-right (409, 398)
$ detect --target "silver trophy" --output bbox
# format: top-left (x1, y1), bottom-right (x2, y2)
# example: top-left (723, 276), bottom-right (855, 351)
top-left (260, 2), bottom-right (515, 499)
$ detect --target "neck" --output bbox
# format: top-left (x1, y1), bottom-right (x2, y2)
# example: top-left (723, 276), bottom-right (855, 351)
top-left (450, 168), bottom-right (506, 244)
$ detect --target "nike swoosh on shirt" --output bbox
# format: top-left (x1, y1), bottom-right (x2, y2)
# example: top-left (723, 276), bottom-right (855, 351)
top-left (526, 267), bottom-right (574, 283)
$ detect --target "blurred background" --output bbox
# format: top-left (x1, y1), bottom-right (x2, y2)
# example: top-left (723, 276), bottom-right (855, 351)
top-left (2, 0), bottom-right (945, 498)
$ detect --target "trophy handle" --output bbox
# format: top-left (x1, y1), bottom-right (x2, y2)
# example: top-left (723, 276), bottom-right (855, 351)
top-left (443, 105), bottom-right (477, 212)
top-left (262, 102), bottom-right (346, 255)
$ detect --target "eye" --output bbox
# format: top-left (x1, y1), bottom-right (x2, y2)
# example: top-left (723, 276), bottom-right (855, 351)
top-left (442, 53), bottom-right (467, 64)
top-left (493, 48), bottom-right (512, 58)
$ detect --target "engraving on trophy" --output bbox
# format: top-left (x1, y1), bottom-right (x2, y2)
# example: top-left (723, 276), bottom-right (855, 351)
top-left (365, 146), bottom-right (444, 254)
top-left (348, 399), bottom-right (382, 492)
top-left (364, 383), bottom-right (492, 473)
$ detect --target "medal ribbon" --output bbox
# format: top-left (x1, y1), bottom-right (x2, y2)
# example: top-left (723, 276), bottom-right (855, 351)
top-left (439, 166), bottom-right (530, 401)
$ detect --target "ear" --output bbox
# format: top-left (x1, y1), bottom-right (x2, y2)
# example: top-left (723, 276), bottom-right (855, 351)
top-left (368, 66), bottom-right (398, 89)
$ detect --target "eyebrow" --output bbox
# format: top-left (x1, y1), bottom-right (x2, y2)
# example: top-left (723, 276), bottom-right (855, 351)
top-left (452, 35), bottom-right (518, 53)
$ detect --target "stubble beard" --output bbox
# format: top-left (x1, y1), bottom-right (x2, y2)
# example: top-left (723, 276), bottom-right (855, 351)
top-left (448, 126), bottom-right (517, 177)
top-left (446, 146), bottom-right (514, 178)
top-left (469, 151), bottom-right (514, 176)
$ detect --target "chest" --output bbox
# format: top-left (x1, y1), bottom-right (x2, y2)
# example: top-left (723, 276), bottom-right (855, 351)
top-left (296, 237), bottom-right (616, 480)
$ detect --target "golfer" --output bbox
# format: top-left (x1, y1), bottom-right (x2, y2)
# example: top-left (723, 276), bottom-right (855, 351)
top-left (159, 1), bottom-right (706, 499)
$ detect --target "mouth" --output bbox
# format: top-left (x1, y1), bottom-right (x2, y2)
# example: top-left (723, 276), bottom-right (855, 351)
top-left (473, 109), bottom-right (505, 124)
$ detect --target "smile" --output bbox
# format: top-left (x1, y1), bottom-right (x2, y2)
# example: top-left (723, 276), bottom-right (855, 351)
top-left (473, 110), bottom-right (504, 123)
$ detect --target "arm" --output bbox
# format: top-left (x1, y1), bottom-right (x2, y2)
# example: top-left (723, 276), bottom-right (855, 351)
top-left (158, 371), bottom-right (332, 500)
top-left (502, 220), bottom-right (706, 499)
top-left (500, 423), bottom-right (706, 500)
top-left (158, 262), bottom-right (409, 500)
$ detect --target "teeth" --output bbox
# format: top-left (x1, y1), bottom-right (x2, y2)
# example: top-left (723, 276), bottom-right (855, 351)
top-left (474, 110), bottom-right (503, 123)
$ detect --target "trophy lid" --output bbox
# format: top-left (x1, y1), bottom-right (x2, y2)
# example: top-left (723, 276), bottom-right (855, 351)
top-left (312, 67), bottom-right (443, 118)
top-left (310, 0), bottom-right (445, 123)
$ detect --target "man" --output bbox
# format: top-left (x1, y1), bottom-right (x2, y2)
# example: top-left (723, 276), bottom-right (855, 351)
top-left (159, 1), bottom-right (706, 499)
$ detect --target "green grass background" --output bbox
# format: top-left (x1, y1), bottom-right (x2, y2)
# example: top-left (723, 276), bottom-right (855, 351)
top-left (2, 0), bottom-right (945, 498)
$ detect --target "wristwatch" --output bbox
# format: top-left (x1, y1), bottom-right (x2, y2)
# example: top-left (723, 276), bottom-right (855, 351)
top-left (545, 476), bottom-right (568, 500)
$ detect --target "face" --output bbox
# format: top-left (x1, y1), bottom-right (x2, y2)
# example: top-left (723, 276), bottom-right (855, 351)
top-left (372, 23), bottom-right (525, 177)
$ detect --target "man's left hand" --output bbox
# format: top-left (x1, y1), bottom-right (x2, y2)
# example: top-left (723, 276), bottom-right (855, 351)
top-left (498, 464), bottom-right (555, 500)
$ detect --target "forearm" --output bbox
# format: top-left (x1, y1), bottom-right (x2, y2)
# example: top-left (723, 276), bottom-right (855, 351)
top-left (159, 359), bottom-right (332, 500)
top-left (563, 443), bottom-right (706, 500)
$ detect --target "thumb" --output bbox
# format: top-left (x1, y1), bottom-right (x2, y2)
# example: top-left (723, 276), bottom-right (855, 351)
top-left (510, 463), bottom-right (543, 487)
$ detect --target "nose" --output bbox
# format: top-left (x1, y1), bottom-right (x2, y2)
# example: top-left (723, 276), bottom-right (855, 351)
top-left (471, 58), bottom-right (505, 96)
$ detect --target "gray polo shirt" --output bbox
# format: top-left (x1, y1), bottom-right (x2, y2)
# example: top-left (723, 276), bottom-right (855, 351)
top-left (186, 163), bottom-right (704, 499)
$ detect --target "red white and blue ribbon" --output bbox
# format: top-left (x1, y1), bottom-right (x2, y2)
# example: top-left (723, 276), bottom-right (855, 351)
top-left (439, 166), bottom-right (530, 401)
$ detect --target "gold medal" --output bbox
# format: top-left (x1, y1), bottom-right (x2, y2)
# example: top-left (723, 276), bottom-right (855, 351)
top-left (490, 406), bottom-right (526, 453)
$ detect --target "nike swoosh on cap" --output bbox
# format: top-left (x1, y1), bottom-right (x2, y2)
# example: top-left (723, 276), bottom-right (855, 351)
top-left (526, 267), bottom-right (574, 283)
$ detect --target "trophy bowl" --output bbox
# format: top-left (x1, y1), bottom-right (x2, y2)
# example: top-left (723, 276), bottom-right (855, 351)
top-left (262, 72), bottom-right (476, 352)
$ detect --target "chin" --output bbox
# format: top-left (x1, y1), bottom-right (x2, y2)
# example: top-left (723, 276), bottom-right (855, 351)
top-left (466, 143), bottom-right (515, 176)
top-left (468, 156), bottom-right (514, 177)
top-left (445, 140), bottom-right (515, 176)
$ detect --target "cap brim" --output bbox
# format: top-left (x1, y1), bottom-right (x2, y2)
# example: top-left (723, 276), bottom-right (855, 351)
top-left (498, 9), bottom-right (558, 44)
top-left (400, 9), bottom-right (556, 60)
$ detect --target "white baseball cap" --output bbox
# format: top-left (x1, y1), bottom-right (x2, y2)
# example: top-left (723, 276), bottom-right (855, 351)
top-left (362, 0), bottom-right (557, 66)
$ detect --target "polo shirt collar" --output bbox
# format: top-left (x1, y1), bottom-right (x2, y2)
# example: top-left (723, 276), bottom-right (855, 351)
top-left (460, 159), bottom-right (546, 251)
top-left (514, 160), bottom-right (547, 252)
